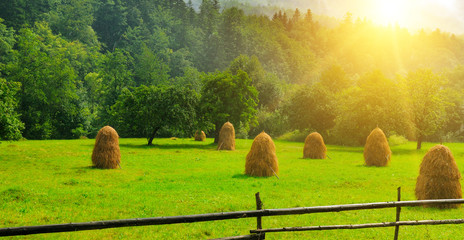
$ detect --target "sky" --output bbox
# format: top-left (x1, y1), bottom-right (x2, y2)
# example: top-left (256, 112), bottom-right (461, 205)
top-left (188, 0), bottom-right (464, 34)
top-left (282, 0), bottom-right (464, 34)
top-left (326, 0), bottom-right (464, 33)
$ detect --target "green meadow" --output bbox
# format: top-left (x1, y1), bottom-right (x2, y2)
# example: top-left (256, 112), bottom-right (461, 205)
top-left (1, 138), bottom-right (464, 239)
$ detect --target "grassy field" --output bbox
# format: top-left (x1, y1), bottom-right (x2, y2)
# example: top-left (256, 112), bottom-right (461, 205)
top-left (1, 138), bottom-right (464, 239)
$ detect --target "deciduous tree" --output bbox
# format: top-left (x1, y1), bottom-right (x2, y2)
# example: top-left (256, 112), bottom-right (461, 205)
top-left (200, 70), bottom-right (258, 142)
top-left (0, 78), bottom-right (24, 140)
top-left (7, 23), bottom-right (84, 139)
top-left (406, 69), bottom-right (449, 149)
top-left (333, 70), bottom-right (412, 145)
top-left (112, 85), bottom-right (198, 145)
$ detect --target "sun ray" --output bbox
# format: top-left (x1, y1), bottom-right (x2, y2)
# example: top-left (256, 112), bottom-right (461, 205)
top-left (375, 0), bottom-right (406, 25)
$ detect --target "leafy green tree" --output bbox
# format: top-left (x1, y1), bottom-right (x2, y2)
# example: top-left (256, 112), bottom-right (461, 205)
top-left (146, 3), bottom-right (183, 51)
top-left (168, 48), bottom-right (194, 78)
top-left (200, 70), bottom-right (258, 142)
top-left (249, 107), bottom-right (287, 138)
top-left (228, 55), bottom-right (283, 111)
top-left (428, 87), bottom-right (464, 142)
top-left (112, 85), bottom-right (198, 145)
top-left (283, 84), bottom-right (335, 137)
top-left (0, 19), bottom-right (22, 140)
top-left (439, 66), bottom-right (464, 140)
top-left (199, 0), bottom-right (219, 34)
top-left (97, 48), bottom-right (134, 125)
top-left (0, 0), bottom-right (50, 30)
top-left (333, 70), bottom-right (412, 145)
top-left (169, 67), bottom-right (203, 93)
top-left (133, 45), bottom-right (170, 86)
top-left (0, 78), bottom-right (24, 140)
top-left (185, 0), bottom-right (196, 27)
top-left (198, 0), bottom-right (223, 72)
top-left (282, 65), bottom-right (351, 139)
top-left (220, 7), bottom-right (244, 63)
top-left (47, 0), bottom-right (100, 47)
top-left (319, 64), bottom-right (352, 94)
top-left (0, 18), bottom-right (15, 68)
top-left (7, 22), bottom-right (84, 139)
top-left (406, 69), bottom-right (449, 149)
top-left (93, 0), bottom-right (128, 51)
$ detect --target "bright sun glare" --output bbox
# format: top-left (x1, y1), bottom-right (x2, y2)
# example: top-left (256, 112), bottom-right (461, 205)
top-left (375, 0), bottom-right (407, 25)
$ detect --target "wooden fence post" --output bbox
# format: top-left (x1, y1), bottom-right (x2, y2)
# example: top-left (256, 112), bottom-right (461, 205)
top-left (394, 187), bottom-right (401, 240)
top-left (255, 192), bottom-right (265, 239)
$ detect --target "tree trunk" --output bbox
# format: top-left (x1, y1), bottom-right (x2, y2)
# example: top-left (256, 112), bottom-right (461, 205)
top-left (213, 125), bottom-right (220, 144)
top-left (147, 127), bottom-right (160, 146)
top-left (416, 134), bottom-right (423, 150)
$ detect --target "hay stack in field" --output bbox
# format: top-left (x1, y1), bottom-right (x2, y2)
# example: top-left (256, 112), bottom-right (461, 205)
top-left (415, 145), bottom-right (462, 208)
top-left (303, 132), bottom-right (326, 159)
top-left (194, 130), bottom-right (206, 141)
top-left (245, 132), bottom-right (279, 177)
top-left (91, 126), bottom-right (120, 169)
top-left (217, 122), bottom-right (235, 150)
top-left (364, 128), bottom-right (391, 166)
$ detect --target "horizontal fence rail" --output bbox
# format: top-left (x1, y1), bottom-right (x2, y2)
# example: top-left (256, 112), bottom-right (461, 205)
top-left (210, 234), bottom-right (262, 240)
top-left (1, 198), bottom-right (464, 237)
top-left (249, 219), bottom-right (464, 233)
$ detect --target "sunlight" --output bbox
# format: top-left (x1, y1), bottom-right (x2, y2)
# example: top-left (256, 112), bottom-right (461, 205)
top-left (375, 0), bottom-right (408, 25)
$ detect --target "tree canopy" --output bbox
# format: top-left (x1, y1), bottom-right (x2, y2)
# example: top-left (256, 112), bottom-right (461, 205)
top-left (112, 85), bottom-right (198, 145)
top-left (0, 78), bottom-right (23, 140)
top-left (200, 70), bottom-right (258, 142)
top-left (0, 2), bottom-right (463, 146)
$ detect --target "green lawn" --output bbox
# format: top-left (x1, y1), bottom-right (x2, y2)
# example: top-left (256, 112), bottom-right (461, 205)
top-left (1, 138), bottom-right (464, 239)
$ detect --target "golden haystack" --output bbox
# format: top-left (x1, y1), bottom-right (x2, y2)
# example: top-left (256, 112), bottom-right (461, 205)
top-left (217, 122), bottom-right (235, 150)
top-left (415, 145), bottom-right (462, 208)
top-left (245, 132), bottom-right (279, 177)
top-left (363, 127), bottom-right (391, 166)
top-left (303, 132), bottom-right (327, 159)
top-left (194, 130), bottom-right (206, 141)
top-left (91, 126), bottom-right (121, 169)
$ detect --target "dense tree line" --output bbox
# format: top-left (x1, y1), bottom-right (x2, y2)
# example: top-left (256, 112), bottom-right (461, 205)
top-left (1, 0), bottom-right (464, 148)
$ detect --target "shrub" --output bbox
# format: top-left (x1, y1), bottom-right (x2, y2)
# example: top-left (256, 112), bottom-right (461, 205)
top-left (388, 134), bottom-right (408, 146)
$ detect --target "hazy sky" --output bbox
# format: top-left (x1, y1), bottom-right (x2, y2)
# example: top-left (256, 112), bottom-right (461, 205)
top-left (189, 0), bottom-right (464, 34)
top-left (307, 0), bottom-right (464, 34)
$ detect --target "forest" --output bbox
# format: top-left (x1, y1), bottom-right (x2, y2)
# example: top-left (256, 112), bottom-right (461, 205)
top-left (1, 0), bottom-right (464, 148)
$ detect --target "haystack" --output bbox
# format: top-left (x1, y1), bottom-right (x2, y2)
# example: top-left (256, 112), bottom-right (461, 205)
top-left (415, 145), bottom-right (462, 208)
top-left (217, 122), bottom-right (235, 150)
top-left (245, 132), bottom-right (279, 177)
top-left (303, 132), bottom-right (327, 159)
top-left (91, 126), bottom-right (121, 169)
top-left (194, 130), bottom-right (206, 141)
top-left (364, 128), bottom-right (391, 166)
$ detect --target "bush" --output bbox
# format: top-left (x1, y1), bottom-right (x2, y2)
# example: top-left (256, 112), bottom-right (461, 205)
top-left (236, 124), bottom-right (249, 139)
top-left (277, 130), bottom-right (308, 142)
top-left (388, 134), bottom-right (408, 146)
top-left (249, 108), bottom-right (288, 138)
top-left (71, 125), bottom-right (88, 139)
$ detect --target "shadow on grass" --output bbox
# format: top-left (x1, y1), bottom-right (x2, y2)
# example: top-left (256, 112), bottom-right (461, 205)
top-left (299, 157), bottom-right (327, 160)
top-left (329, 146), bottom-right (425, 156)
top-left (232, 173), bottom-right (251, 179)
top-left (119, 142), bottom-right (217, 150)
top-left (391, 148), bottom-right (427, 155)
top-left (232, 173), bottom-right (275, 179)
top-left (356, 164), bottom-right (390, 168)
top-left (328, 147), bottom-right (363, 154)
top-left (74, 166), bottom-right (96, 169)
top-left (72, 166), bottom-right (123, 171)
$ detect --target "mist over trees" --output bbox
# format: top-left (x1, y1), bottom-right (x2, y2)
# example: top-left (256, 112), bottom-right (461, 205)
top-left (1, 0), bottom-right (464, 148)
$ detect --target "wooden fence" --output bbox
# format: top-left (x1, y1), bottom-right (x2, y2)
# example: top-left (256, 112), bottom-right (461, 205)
top-left (1, 188), bottom-right (464, 239)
